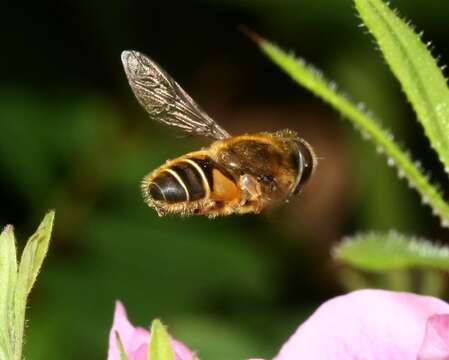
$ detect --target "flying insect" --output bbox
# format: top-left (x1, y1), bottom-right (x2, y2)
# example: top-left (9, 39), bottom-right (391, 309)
top-left (121, 50), bottom-right (317, 217)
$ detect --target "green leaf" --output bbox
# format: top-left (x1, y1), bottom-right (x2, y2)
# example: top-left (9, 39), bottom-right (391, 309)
top-left (115, 331), bottom-right (130, 360)
top-left (14, 210), bottom-right (55, 360)
top-left (354, 0), bottom-right (449, 178)
top-left (148, 319), bottom-right (175, 360)
top-left (334, 231), bottom-right (449, 272)
top-left (0, 225), bottom-right (17, 359)
top-left (247, 30), bottom-right (449, 228)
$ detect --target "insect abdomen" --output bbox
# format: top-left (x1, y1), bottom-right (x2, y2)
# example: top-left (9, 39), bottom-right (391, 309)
top-left (148, 170), bottom-right (189, 203)
top-left (146, 157), bottom-right (215, 204)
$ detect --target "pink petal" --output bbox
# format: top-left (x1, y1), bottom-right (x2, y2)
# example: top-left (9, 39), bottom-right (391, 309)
top-left (129, 328), bottom-right (151, 352)
top-left (108, 301), bottom-right (195, 360)
top-left (418, 314), bottom-right (449, 360)
top-left (121, 335), bottom-right (194, 360)
top-left (128, 344), bottom-right (148, 360)
top-left (274, 289), bottom-right (449, 360)
top-left (108, 301), bottom-right (150, 360)
top-left (170, 338), bottom-right (194, 360)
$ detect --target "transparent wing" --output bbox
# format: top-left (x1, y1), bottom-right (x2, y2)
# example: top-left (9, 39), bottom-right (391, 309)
top-left (121, 50), bottom-right (230, 140)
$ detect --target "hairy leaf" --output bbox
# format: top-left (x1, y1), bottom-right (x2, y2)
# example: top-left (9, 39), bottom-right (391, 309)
top-left (247, 30), bottom-right (449, 227)
top-left (334, 231), bottom-right (449, 271)
top-left (148, 319), bottom-right (174, 360)
top-left (14, 211), bottom-right (55, 360)
top-left (355, 0), bottom-right (449, 177)
top-left (0, 225), bottom-right (17, 359)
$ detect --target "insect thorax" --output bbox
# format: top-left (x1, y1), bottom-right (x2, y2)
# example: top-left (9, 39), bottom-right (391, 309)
top-left (211, 133), bottom-right (301, 199)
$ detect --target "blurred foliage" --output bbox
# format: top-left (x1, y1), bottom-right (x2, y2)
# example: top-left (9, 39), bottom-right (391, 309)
top-left (1, 0), bottom-right (449, 359)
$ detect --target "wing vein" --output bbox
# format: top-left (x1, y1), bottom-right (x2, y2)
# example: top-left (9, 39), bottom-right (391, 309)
top-left (122, 50), bottom-right (231, 140)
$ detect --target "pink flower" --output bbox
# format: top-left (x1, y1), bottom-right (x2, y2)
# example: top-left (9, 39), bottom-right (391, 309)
top-left (269, 289), bottom-right (449, 360)
top-left (110, 291), bottom-right (449, 360)
top-left (418, 314), bottom-right (449, 359)
top-left (108, 301), bottom-right (194, 360)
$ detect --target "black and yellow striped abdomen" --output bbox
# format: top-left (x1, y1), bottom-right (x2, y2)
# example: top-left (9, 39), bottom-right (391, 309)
top-left (147, 157), bottom-right (214, 203)
top-left (142, 148), bottom-right (242, 207)
top-left (142, 151), bottom-right (243, 217)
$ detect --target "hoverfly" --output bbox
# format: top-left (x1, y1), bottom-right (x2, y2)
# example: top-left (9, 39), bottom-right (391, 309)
top-left (121, 50), bottom-right (317, 217)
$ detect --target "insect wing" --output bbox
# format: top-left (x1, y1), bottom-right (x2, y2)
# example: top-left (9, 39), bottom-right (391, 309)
top-left (121, 50), bottom-right (230, 140)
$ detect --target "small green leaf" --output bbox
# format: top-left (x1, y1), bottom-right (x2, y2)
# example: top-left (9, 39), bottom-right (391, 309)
top-left (334, 231), bottom-right (449, 272)
top-left (115, 331), bottom-right (130, 360)
top-left (16, 211), bottom-right (55, 296)
top-left (248, 31), bottom-right (449, 228)
top-left (354, 0), bottom-right (449, 178)
top-left (13, 210), bottom-right (55, 360)
top-left (0, 225), bottom-right (17, 359)
top-left (148, 319), bottom-right (174, 360)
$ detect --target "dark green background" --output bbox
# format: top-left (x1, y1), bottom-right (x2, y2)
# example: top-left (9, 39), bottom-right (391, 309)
top-left (1, 0), bottom-right (449, 358)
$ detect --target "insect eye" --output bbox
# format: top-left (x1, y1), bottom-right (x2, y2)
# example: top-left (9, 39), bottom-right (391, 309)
top-left (292, 140), bottom-right (316, 194)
